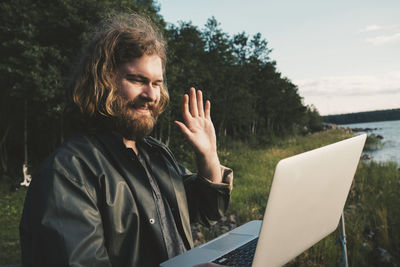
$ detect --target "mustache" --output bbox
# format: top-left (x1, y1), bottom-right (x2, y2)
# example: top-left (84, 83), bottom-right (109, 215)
top-left (126, 100), bottom-right (157, 111)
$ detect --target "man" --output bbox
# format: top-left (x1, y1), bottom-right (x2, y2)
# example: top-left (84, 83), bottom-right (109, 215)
top-left (19, 13), bottom-right (233, 267)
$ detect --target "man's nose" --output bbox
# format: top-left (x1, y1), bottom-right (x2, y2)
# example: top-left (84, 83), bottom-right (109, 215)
top-left (141, 83), bottom-right (158, 102)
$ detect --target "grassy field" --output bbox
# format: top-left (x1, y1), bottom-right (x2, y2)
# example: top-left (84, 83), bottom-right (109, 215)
top-left (1, 129), bottom-right (399, 266)
top-left (219, 129), bottom-right (355, 224)
top-left (216, 130), bottom-right (400, 266)
top-left (0, 187), bottom-right (26, 265)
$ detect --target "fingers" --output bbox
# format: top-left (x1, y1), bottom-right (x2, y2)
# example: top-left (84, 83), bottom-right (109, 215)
top-left (189, 87), bottom-right (198, 117)
top-left (183, 87), bottom-right (209, 119)
top-left (205, 100), bottom-right (211, 119)
top-left (182, 93), bottom-right (189, 117)
top-left (174, 120), bottom-right (192, 138)
top-left (197, 90), bottom-right (204, 117)
top-left (181, 93), bottom-right (193, 126)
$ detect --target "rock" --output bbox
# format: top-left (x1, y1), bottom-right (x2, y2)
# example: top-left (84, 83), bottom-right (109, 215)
top-left (191, 214), bottom-right (239, 247)
top-left (229, 214), bottom-right (237, 224)
top-left (323, 123), bottom-right (352, 133)
top-left (196, 231), bottom-right (204, 240)
top-left (378, 247), bottom-right (392, 263)
top-left (351, 127), bottom-right (379, 132)
top-left (361, 153), bottom-right (371, 160)
top-left (20, 164), bottom-right (32, 187)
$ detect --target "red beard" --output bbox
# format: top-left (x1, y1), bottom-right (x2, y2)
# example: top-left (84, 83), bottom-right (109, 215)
top-left (113, 96), bottom-right (161, 141)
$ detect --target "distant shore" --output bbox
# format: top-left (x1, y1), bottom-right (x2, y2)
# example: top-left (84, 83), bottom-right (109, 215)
top-left (323, 108), bottom-right (400, 125)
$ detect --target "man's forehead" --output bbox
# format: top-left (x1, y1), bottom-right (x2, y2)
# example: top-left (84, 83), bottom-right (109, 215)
top-left (122, 55), bottom-right (161, 69)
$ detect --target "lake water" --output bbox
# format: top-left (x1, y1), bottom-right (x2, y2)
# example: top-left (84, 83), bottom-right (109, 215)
top-left (340, 120), bottom-right (400, 165)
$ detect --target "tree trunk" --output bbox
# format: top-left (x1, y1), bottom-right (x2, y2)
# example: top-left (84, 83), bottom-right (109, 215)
top-left (217, 120), bottom-right (223, 138)
top-left (24, 98), bottom-right (28, 166)
top-left (0, 126), bottom-right (10, 172)
top-left (21, 99), bottom-right (32, 187)
top-left (251, 119), bottom-right (256, 134)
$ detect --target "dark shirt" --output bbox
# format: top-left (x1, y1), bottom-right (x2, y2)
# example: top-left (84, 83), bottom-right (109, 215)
top-left (134, 143), bottom-right (187, 258)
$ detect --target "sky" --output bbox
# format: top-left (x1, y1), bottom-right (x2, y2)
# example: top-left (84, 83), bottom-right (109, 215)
top-left (157, 0), bottom-right (400, 115)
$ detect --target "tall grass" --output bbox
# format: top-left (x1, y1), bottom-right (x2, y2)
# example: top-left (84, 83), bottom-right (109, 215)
top-left (364, 135), bottom-right (384, 151)
top-left (215, 130), bottom-right (400, 266)
top-left (220, 130), bottom-right (353, 224)
top-left (0, 188), bottom-right (26, 265)
top-left (345, 161), bottom-right (400, 266)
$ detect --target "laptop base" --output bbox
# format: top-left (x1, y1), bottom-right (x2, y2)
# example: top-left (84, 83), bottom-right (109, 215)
top-left (160, 220), bottom-right (262, 267)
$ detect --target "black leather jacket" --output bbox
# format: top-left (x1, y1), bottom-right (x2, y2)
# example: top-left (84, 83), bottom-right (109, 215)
top-left (19, 132), bottom-right (233, 267)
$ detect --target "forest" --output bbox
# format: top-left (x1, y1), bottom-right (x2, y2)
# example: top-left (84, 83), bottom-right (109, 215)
top-left (0, 0), bottom-right (323, 188)
top-left (324, 108), bottom-right (400, 125)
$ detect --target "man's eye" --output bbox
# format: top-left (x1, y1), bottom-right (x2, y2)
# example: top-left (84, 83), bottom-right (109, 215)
top-left (128, 78), bottom-right (145, 84)
top-left (153, 83), bottom-right (162, 87)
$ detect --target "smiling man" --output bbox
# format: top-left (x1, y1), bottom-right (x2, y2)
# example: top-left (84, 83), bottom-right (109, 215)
top-left (19, 13), bottom-right (232, 267)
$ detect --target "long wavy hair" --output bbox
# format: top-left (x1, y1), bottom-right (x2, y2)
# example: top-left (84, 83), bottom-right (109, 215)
top-left (71, 12), bottom-right (169, 128)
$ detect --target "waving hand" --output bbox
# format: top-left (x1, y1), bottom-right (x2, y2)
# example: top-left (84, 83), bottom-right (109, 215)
top-left (174, 88), bottom-right (222, 183)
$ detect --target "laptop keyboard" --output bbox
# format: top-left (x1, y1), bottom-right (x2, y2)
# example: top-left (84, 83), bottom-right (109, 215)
top-left (212, 237), bottom-right (258, 266)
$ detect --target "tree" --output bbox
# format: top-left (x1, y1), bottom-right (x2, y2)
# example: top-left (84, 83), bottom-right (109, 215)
top-left (0, 0), bottom-right (162, 182)
top-left (0, 1), bottom-right (323, 188)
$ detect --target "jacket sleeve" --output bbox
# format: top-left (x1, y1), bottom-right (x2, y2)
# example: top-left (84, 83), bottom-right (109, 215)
top-left (180, 163), bottom-right (233, 226)
top-left (153, 138), bottom-right (234, 226)
top-left (19, 166), bottom-right (111, 267)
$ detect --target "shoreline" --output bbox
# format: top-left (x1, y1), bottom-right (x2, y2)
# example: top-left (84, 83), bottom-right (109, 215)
top-left (324, 122), bottom-right (400, 166)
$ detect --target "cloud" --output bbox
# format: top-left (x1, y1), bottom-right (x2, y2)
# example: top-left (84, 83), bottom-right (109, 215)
top-left (366, 32), bottom-right (400, 45)
top-left (304, 93), bottom-right (400, 115)
top-left (296, 72), bottom-right (400, 96)
top-left (295, 72), bottom-right (400, 115)
top-left (360, 25), bottom-right (382, 32)
top-left (359, 24), bottom-right (400, 32)
top-left (359, 24), bottom-right (400, 45)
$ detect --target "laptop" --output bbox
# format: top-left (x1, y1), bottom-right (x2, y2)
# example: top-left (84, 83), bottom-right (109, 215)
top-left (160, 134), bottom-right (367, 267)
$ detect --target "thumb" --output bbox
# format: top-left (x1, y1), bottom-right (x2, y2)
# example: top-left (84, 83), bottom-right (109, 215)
top-left (174, 120), bottom-right (192, 138)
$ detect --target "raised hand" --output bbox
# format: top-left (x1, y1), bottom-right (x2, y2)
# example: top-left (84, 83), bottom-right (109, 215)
top-left (174, 87), bottom-right (222, 183)
top-left (174, 88), bottom-right (216, 155)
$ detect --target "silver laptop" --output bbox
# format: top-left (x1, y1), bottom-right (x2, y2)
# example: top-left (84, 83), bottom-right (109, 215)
top-left (161, 134), bottom-right (367, 267)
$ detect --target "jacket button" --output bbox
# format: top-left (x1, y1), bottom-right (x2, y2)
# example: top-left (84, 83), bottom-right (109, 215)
top-left (149, 218), bottom-right (155, 224)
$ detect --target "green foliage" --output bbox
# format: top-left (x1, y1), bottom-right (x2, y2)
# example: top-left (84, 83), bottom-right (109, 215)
top-left (0, 188), bottom-right (27, 265)
top-left (364, 135), bottom-right (384, 151)
top-left (1, 0), bottom-right (323, 188)
top-left (0, 0), bottom-right (164, 178)
top-left (196, 130), bottom-right (400, 266)
top-left (303, 105), bottom-right (324, 133)
top-left (162, 16), bottom-right (319, 151)
top-left (345, 161), bottom-right (400, 266)
top-left (224, 130), bottom-right (353, 223)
